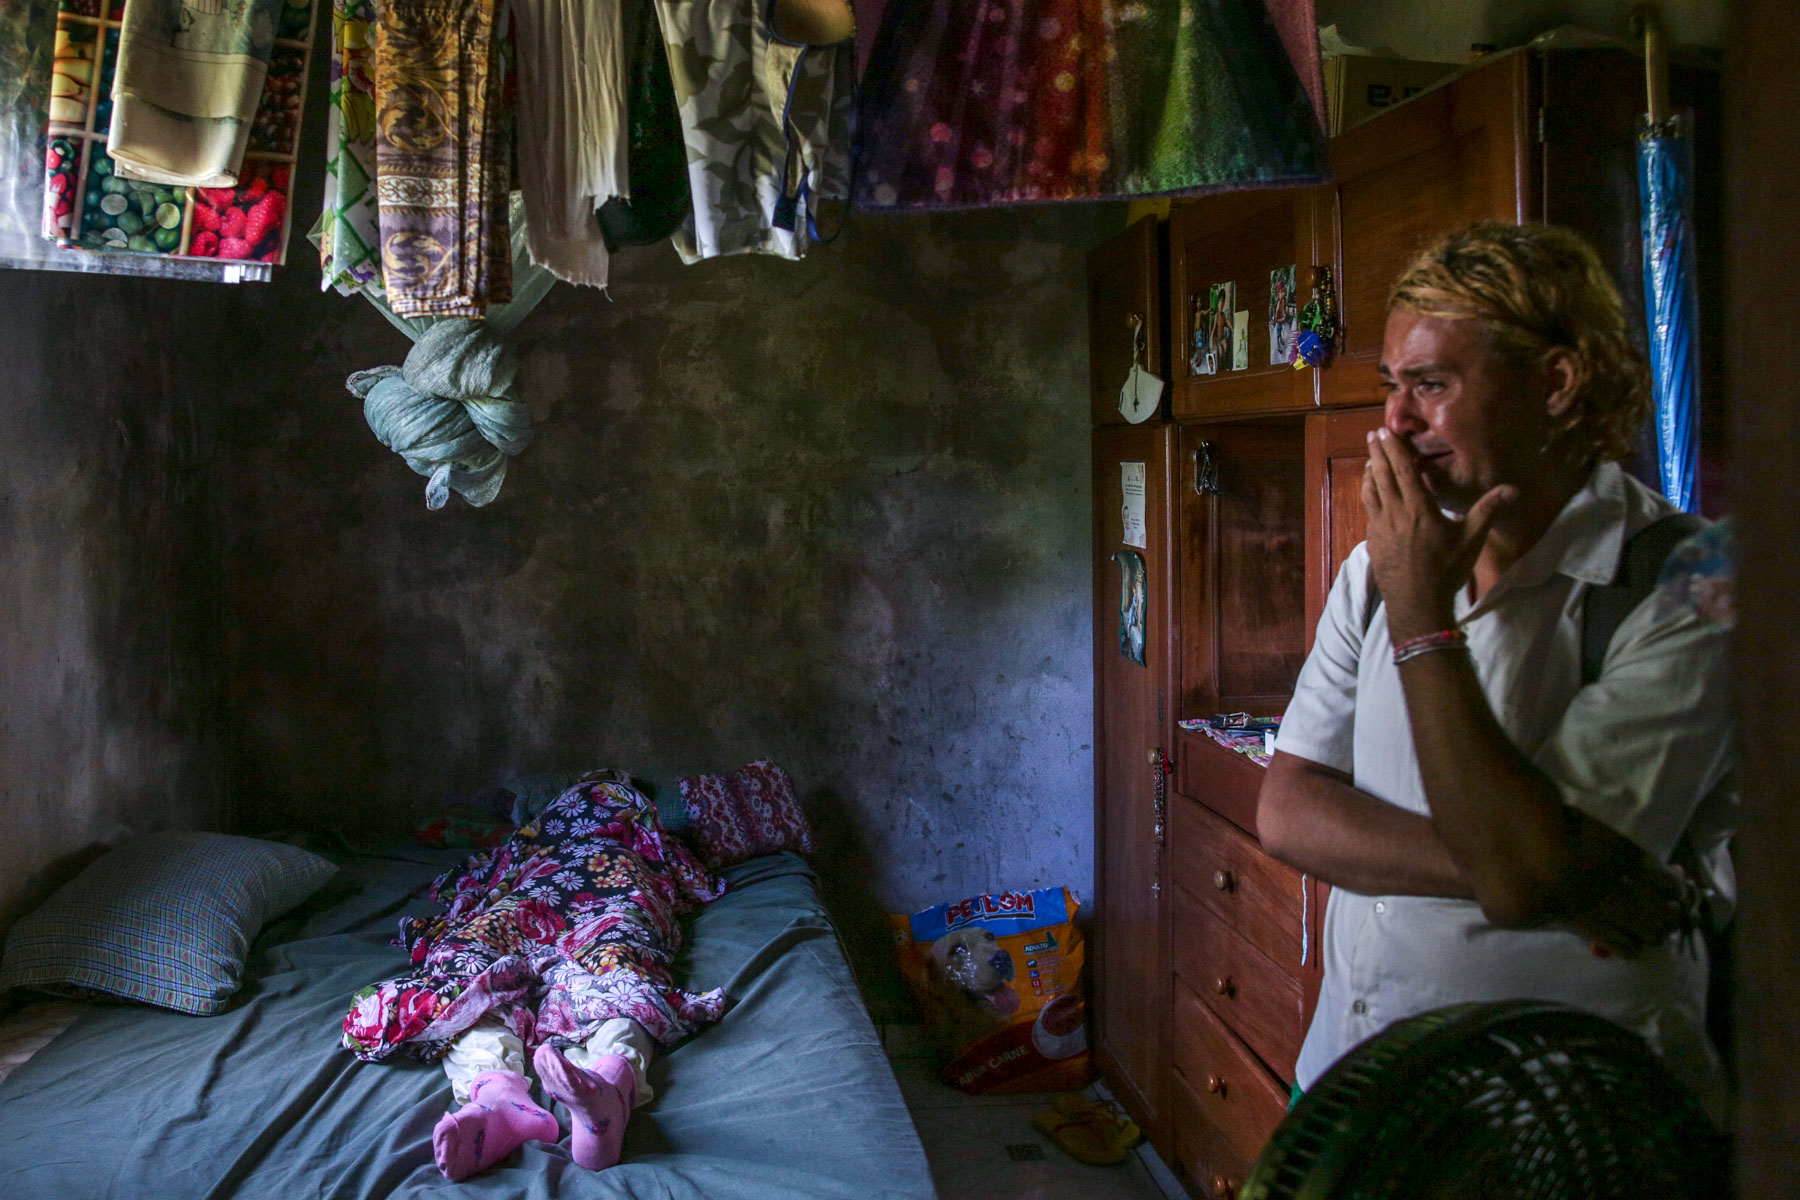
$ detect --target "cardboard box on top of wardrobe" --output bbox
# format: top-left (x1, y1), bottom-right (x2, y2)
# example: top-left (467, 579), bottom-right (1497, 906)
top-left (1324, 54), bottom-right (1461, 134)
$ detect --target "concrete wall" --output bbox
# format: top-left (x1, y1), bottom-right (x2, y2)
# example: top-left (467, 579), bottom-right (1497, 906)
top-left (220, 205), bottom-right (1118, 964)
top-left (0, 269), bottom-right (228, 934)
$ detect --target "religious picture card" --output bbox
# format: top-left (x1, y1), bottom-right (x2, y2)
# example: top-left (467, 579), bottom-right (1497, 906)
top-left (1114, 550), bottom-right (1148, 666)
top-left (1188, 290), bottom-right (1208, 375)
top-left (1269, 264), bottom-right (1298, 366)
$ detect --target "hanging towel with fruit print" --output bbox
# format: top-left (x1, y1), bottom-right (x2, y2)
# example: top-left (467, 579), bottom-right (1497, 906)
top-left (374, 0), bottom-right (512, 318)
top-left (186, 171), bottom-right (290, 262)
top-left (314, 0), bottom-right (382, 296)
top-left (108, 0), bottom-right (286, 187)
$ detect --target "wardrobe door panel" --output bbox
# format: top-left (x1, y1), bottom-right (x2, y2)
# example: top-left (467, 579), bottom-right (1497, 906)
top-left (1178, 420), bottom-right (1308, 718)
top-left (1320, 55), bottom-right (1532, 408)
top-left (1303, 406), bottom-right (1384, 646)
top-left (1091, 422), bottom-right (1176, 1147)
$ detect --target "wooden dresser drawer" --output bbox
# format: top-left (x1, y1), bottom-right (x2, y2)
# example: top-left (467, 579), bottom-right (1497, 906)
top-left (1171, 978), bottom-right (1289, 1180)
top-left (1174, 731), bottom-right (1270, 836)
top-left (1170, 791), bottom-right (1309, 977)
top-left (1173, 887), bottom-right (1305, 1079)
top-left (1171, 1066), bottom-right (1254, 1199)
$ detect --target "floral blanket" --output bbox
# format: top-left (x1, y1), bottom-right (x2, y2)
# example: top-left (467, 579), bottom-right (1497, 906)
top-left (342, 776), bottom-right (729, 1063)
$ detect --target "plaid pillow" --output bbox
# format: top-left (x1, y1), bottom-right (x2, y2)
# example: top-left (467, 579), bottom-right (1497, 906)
top-left (678, 760), bottom-right (815, 868)
top-left (0, 832), bottom-right (337, 1015)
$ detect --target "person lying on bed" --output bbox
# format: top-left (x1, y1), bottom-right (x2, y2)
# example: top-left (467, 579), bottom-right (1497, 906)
top-left (341, 771), bottom-right (729, 1181)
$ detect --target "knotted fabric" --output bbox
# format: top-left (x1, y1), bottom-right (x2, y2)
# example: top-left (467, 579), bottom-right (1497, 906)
top-left (346, 320), bottom-right (533, 510)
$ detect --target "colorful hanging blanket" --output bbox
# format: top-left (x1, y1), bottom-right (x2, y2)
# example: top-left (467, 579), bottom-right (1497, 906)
top-left (652, 0), bottom-right (854, 263)
top-left (315, 0), bottom-right (382, 295)
top-left (853, 0), bottom-right (1326, 209)
top-left (108, 0), bottom-right (285, 187)
top-left (343, 776), bottom-right (729, 1062)
top-left (373, 0), bottom-right (511, 318)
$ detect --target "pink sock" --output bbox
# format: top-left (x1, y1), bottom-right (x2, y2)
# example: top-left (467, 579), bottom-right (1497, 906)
top-left (533, 1043), bottom-right (637, 1170)
top-left (432, 1069), bottom-right (559, 1182)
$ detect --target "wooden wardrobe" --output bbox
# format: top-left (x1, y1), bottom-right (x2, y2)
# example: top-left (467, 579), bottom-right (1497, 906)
top-left (1087, 45), bottom-right (1720, 1199)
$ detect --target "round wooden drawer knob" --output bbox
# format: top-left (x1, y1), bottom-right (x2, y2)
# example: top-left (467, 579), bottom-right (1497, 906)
top-left (1214, 975), bottom-right (1234, 997)
top-left (1206, 1074), bottom-right (1225, 1095)
top-left (1213, 869), bottom-right (1233, 891)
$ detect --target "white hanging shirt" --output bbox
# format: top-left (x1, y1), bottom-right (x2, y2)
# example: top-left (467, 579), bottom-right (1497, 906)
top-left (1273, 462), bottom-right (1736, 1120)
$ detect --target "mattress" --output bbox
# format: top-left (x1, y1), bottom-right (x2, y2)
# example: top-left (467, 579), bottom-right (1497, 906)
top-left (0, 998), bottom-right (86, 1086)
top-left (0, 846), bottom-right (934, 1200)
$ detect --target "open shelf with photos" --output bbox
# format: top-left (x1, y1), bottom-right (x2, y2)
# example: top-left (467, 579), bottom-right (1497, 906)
top-left (1169, 188), bottom-right (1317, 421)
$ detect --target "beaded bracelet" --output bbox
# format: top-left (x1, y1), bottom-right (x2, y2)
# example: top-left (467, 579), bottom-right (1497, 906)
top-left (1391, 628), bottom-right (1468, 666)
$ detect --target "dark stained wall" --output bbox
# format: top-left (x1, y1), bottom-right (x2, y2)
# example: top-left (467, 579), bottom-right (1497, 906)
top-left (221, 205), bottom-right (1120, 953)
top-left (0, 270), bottom-right (228, 934)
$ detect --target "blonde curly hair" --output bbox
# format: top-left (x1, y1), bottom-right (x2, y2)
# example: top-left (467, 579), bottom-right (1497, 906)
top-left (1388, 222), bottom-right (1650, 464)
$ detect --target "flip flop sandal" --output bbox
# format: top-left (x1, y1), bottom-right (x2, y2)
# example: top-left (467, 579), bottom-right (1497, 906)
top-left (1031, 1093), bottom-right (1142, 1166)
top-left (1052, 1091), bottom-right (1143, 1138)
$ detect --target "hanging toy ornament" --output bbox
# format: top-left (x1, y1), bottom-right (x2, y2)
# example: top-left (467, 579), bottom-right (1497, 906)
top-left (1293, 326), bottom-right (1330, 369)
top-left (1291, 266), bottom-right (1338, 370)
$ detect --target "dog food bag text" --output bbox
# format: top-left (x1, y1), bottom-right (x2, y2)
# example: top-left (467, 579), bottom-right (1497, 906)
top-left (890, 886), bottom-right (1089, 1094)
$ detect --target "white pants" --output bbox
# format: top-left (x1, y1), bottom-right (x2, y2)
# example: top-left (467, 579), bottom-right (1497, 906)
top-left (442, 1017), bottom-right (655, 1108)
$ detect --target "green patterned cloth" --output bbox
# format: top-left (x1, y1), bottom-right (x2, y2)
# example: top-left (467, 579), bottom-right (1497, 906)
top-left (652, 0), bottom-right (855, 263)
top-left (313, 0), bottom-right (383, 296)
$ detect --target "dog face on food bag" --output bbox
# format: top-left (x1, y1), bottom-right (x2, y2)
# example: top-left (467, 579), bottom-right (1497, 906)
top-left (892, 886), bottom-right (1090, 1094)
top-left (929, 926), bottom-right (1018, 1015)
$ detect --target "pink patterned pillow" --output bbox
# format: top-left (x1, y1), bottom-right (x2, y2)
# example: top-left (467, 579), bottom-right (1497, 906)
top-left (677, 760), bottom-right (815, 868)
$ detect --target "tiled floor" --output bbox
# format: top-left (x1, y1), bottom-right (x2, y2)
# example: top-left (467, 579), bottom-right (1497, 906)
top-left (881, 1024), bottom-right (1185, 1200)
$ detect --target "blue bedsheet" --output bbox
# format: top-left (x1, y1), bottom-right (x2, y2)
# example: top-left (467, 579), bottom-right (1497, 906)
top-left (0, 847), bottom-right (934, 1199)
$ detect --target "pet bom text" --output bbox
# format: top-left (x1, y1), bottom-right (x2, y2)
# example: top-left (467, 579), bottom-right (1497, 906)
top-left (943, 891), bottom-right (1036, 932)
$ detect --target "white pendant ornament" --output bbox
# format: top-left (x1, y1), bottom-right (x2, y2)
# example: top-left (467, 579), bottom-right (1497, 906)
top-left (1118, 313), bottom-right (1164, 424)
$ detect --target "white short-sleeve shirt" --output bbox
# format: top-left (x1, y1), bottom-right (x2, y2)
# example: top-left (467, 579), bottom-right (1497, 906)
top-left (1274, 462), bottom-right (1736, 1116)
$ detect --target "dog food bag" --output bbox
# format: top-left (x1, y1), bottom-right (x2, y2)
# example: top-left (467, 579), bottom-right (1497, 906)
top-left (889, 886), bottom-right (1090, 1094)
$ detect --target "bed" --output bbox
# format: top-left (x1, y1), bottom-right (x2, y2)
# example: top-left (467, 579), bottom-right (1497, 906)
top-left (0, 844), bottom-right (935, 1200)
